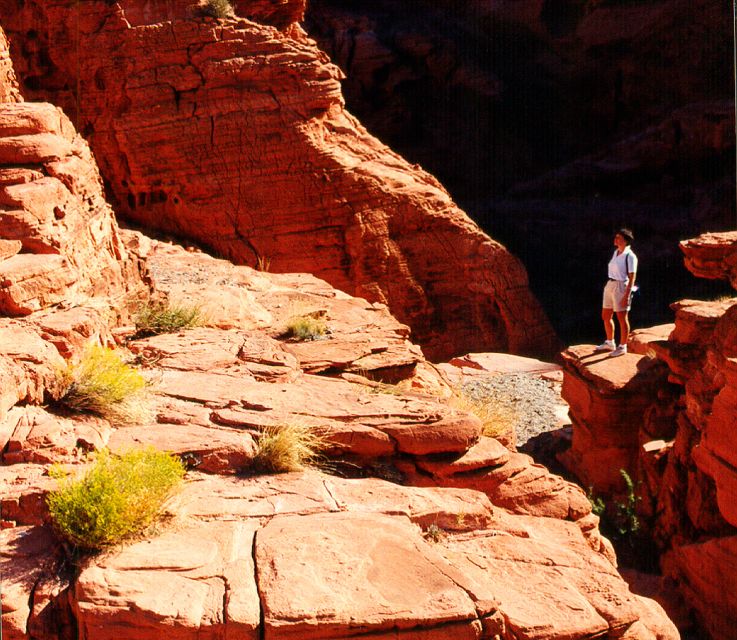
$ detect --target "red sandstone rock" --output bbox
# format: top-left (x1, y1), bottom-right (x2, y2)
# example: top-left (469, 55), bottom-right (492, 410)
top-left (2, 405), bottom-right (110, 465)
top-left (680, 231), bottom-right (737, 289)
top-left (0, 526), bottom-right (60, 639)
top-left (559, 345), bottom-right (670, 494)
top-left (0, 463), bottom-right (55, 526)
top-left (665, 535), bottom-right (737, 640)
top-left (256, 511), bottom-right (482, 639)
top-left (0, 102), bottom-right (146, 316)
top-left (0, 1), bottom-right (557, 361)
top-left (74, 520), bottom-right (261, 640)
top-left (0, 27), bottom-right (20, 103)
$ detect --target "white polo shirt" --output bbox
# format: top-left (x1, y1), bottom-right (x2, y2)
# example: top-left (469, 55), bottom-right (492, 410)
top-left (608, 246), bottom-right (637, 282)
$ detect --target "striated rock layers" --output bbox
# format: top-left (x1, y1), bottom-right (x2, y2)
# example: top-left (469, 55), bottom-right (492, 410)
top-left (0, 0), bottom-right (558, 362)
top-left (559, 231), bottom-right (737, 639)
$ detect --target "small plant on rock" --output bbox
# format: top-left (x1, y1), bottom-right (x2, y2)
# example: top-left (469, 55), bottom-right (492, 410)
top-left (57, 345), bottom-right (150, 425)
top-left (133, 300), bottom-right (202, 337)
top-left (423, 524), bottom-right (445, 543)
top-left (47, 448), bottom-right (185, 552)
top-left (285, 314), bottom-right (327, 341)
top-left (587, 487), bottom-right (606, 518)
top-left (196, 0), bottom-right (234, 18)
top-left (251, 423), bottom-right (326, 473)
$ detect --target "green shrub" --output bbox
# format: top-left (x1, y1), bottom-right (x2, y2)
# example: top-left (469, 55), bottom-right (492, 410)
top-left (134, 300), bottom-right (202, 337)
top-left (285, 315), bottom-right (327, 341)
top-left (197, 0), bottom-right (233, 18)
top-left (251, 423), bottom-right (325, 473)
top-left (58, 345), bottom-right (149, 425)
top-left (614, 469), bottom-right (641, 536)
top-left (47, 448), bottom-right (185, 551)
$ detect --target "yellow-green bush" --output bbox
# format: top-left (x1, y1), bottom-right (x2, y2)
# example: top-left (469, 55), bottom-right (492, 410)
top-left (285, 315), bottom-right (327, 341)
top-left (47, 448), bottom-right (185, 551)
top-left (252, 424), bottom-right (325, 473)
top-left (58, 345), bottom-right (149, 425)
top-left (134, 300), bottom-right (202, 337)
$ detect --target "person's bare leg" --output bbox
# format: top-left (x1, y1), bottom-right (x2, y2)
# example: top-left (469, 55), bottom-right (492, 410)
top-left (616, 311), bottom-right (630, 346)
top-left (602, 308), bottom-right (615, 342)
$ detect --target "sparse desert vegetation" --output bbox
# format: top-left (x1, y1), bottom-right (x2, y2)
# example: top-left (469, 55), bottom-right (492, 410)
top-left (57, 345), bottom-right (150, 425)
top-left (285, 314), bottom-right (327, 341)
top-left (251, 423), bottom-right (326, 473)
top-left (133, 300), bottom-right (202, 337)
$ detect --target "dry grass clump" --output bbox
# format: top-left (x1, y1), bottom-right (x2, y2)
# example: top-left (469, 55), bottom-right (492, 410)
top-left (47, 448), bottom-right (185, 551)
top-left (251, 423), bottom-right (326, 473)
top-left (133, 300), bottom-right (202, 337)
top-left (196, 0), bottom-right (234, 18)
top-left (449, 387), bottom-right (519, 439)
top-left (285, 314), bottom-right (327, 341)
top-left (57, 345), bottom-right (150, 426)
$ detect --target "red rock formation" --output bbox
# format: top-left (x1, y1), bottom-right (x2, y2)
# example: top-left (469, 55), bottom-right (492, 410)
top-left (0, 1), bottom-right (557, 362)
top-left (560, 232), bottom-right (737, 639)
top-left (0, 27), bottom-right (20, 103)
top-left (681, 231), bottom-right (737, 289)
top-left (0, 100), bottom-right (146, 315)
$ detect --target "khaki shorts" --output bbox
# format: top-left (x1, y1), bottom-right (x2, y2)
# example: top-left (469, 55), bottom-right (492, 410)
top-left (603, 279), bottom-right (631, 312)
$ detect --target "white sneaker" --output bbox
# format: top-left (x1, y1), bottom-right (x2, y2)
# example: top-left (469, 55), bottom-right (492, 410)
top-left (610, 344), bottom-right (627, 357)
top-left (594, 340), bottom-right (615, 352)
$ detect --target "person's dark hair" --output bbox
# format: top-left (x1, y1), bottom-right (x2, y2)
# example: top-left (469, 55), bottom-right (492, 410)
top-left (617, 228), bottom-right (634, 244)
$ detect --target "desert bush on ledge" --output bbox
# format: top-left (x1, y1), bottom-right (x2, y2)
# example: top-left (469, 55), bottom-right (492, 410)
top-left (47, 448), bottom-right (185, 552)
top-left (133, 300), bottom-right (202, 337)
top-left (251, 424), bottom-right (326, 473)
top-left (448, 386), bottom-right (519, 439)
top-left (196, 0), bottom-right (234, 18)
top-left (57, 345), bottom-right (150, 426)
top-left (284, 314), bottom-right (327, 341)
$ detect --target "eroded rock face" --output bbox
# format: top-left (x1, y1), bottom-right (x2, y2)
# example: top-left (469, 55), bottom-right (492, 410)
top-left (0, 0), bottom-right (557, 361)
top-left (0, 99), bottom-right (147, 316)
top-left (0, 27), bottom-right (20, 103)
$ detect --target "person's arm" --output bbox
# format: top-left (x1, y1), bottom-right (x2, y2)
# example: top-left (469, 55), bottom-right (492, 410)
top-left (621, 255), bottom-right (636, 304)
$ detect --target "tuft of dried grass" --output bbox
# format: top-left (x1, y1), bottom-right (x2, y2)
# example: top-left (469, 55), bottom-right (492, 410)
top-left (251, 423), bottom-right (326, 473)
top-left (448, 387), bottom-right (519, 439)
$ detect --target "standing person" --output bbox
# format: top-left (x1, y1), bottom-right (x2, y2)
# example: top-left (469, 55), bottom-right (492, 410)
top-left (595, 228), bottom-right (638, 357)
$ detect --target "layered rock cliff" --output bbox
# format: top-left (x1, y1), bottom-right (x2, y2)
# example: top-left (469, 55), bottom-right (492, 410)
top-left (0, 42), bottom-right (678, 639)
top-left (0, 0), bottom-right (557, 362)
top-left (560, 232), bottom-right (737, 639)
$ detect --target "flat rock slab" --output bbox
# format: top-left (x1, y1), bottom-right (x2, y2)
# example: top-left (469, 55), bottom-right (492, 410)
top-left (74, 520), bottom-right (260, 640)
top-left (443, 351), bottom-right (562, 381)
top-left (561, 345), bottom-right (666, 393)
top-left (323, 476), bottom-right (494, 531)
top-left (414, 436), bottom-right (510, 478)
top-left (255, 511), bottom-right (480, 639)
top-left (108, 422), bottom-right (257, 475)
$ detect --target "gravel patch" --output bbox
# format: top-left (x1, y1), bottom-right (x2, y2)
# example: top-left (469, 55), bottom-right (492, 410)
top-left (461, 372), bottom-right (565, 446)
